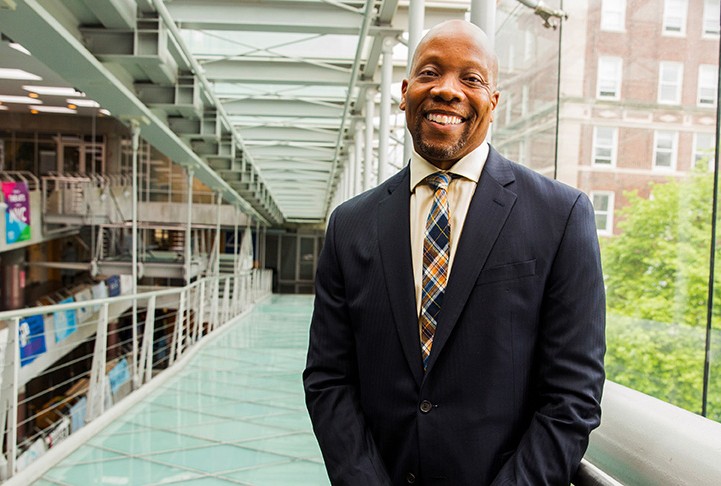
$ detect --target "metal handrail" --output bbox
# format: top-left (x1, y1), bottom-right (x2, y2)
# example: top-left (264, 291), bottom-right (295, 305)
top-left (0, 269), bottom-right (273, 480)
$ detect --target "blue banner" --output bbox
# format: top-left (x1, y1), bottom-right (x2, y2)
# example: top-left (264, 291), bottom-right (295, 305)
top-left (106, 275), bottom-right (121, 297)
top-left (54, 297), bottom-right (77, 343)
top-left (108, 358), bottom-right (130, 394)
top-left (19, 314), bottom-right (47, 366)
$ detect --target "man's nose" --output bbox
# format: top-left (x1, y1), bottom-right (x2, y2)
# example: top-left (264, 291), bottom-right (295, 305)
top-left (430, 75), bottom-right (462, 102)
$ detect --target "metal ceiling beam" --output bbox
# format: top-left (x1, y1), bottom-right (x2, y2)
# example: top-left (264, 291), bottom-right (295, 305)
top-left (0, 0), bottom-right (272, 225)
top-left (222, 98), bottom-right (344, 117)
top-left (239, 127), bottom-right (337, 143)
top-left (165, 0), bottom-right (364, 35)
top-left (201, 59), bottom-right (352, 85)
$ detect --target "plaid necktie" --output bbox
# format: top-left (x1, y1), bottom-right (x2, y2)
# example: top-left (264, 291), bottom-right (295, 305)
top-left (420, 172), bottom-right (452, 370)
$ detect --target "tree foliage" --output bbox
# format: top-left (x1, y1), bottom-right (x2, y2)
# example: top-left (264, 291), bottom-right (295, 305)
top-left (601, 167), bottom-right (721, 421)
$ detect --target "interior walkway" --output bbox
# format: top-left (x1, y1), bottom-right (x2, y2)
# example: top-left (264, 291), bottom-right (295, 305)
top-left (33, 294), bottom-right (329, 486)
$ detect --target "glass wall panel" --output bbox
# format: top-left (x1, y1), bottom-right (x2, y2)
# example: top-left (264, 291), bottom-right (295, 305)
top-left (495, 0), bottom-right (720, 421)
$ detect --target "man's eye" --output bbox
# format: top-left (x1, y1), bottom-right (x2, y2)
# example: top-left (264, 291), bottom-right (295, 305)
top-left (419, 70), bottom-right (436, 77)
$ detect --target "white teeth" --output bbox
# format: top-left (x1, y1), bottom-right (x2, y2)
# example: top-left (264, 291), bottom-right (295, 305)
top-left (426, 113), bottom-right (463, 125)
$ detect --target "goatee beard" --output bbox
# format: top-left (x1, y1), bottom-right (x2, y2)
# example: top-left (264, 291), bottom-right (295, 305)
top-left (413, 123), bottom-right (470, 163)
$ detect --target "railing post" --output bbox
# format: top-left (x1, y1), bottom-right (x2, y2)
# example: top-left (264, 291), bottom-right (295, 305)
top-left (138, 295), bottom-right (156, 384)
top-left (169, 291), bottom-right (186, 365)
top-left (86, 303), bottom-right (109, 422)
top-left (196, 280), bottom-right (205, 341)
top-left (0, 317), bottom-right (20, 479)
top-left (222, 276), bottom-right (231, 323)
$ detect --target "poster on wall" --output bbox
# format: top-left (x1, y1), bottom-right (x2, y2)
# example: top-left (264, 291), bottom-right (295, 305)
top-left (19, 314), bottom-right (47, 366)
top-left (54, 297), bottom-right (78, 343)
top-left (1, 181), bottom-right (31, 244)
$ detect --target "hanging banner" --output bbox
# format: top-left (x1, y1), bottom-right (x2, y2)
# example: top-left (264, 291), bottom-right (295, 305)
top-left (120, 274), bottom-right (133, 295)
top-left (108, 358), bottom-right (130, 394)
top-left (54, 297), bottom-right (78, 343)
top-left (2, 181), bottom-right (31, 244)
top-left (69, 396), bottom-right (87, 433)
top-left (19, 314), bottom-right (47, 366)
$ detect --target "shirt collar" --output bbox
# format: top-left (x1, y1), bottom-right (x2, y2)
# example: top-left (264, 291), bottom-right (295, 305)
top-left (410, 142), bottom-right (489, 192)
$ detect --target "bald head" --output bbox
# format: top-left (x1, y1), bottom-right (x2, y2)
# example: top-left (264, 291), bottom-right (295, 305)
top-left (411, 20), bottom-right (499, 89)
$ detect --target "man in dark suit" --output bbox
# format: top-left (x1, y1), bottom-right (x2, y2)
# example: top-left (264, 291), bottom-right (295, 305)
top-left (304, 19), bottom-right (605, 485)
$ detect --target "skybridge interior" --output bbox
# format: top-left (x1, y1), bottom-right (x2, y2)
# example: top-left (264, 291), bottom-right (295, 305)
top-left (0, 0), bottom-right (720, 484)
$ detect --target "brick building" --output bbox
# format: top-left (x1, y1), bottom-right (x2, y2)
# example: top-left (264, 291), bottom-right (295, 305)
top-left (495, 0), bottom-right (719, 235)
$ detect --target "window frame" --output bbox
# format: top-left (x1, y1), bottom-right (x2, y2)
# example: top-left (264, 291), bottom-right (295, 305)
top-left (590, 191), bottom-right (615, 236)
top-left (653, 130), bottom-right (679, 171)
top-left (601, 0), bottom-right (626, 32)
top-left (658, 61), bottom-right (684, 105)
top-left (592, 126), bottom-right (618, 167)
top-left (703, 0), bottom-right (721, 37)
top-left (693, 132), bottom-right (716, 170)
top-left (597, 56), bottom-right (623, 100)
top-left (662, 0), bottom-right (688, 36)
top-left (697, 64), bottom-right (718, 107)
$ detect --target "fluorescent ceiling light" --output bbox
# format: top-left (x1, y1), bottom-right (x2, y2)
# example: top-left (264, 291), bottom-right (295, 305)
top-left (0, 95), bottom-right (42, 104)
top-left (23, 85), bottom-right (84, 96)
top-left (30, 106), bottom-right (77, 114)
top-left (66, 98), bottom-right (99, 107)
top-left (9, 43), bottom-right (31, 55)
top-left (0, 68), bottom-right (41, 80)
top-left (0, 105), bottom-right (8, 111)
top-left (99, 109), bottom-right (111, 116)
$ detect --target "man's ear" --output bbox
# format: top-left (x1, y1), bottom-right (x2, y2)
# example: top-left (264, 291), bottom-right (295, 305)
top-left (489, 90), bottom-right (500, 122)
top-left (399, 79), bottom-right (408, 111)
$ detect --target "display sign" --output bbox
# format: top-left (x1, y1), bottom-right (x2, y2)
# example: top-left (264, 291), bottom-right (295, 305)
top-left (15, 437), bottom-right (46, 472)
top-left (54, 297), bottom-right (78, 343)
top-left (106, 275), bottom-right (121, 297)
top-left (19, 314), bottom-right (47, 366)
top-left (69, 396), bottom-right (87, 433)
top-left (73, 288), bottom-right (94, 322)
top-left (45, 416), bottom-right (70, 448)
top-left (108, 358), bottom-right (130, 394)
top-left (2, 181), bottom-right (31, 244)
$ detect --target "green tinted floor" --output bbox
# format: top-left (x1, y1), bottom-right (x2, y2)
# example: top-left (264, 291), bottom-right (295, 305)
top-left (36, 294), bottom-right (329, 486)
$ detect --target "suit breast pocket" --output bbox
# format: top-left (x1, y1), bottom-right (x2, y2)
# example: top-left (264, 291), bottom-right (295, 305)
top-left (475, 259), bottom-right (536, 286)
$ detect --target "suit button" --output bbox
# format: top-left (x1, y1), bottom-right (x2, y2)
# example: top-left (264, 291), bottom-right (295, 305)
top-left (406, 472), bottom-right (416, 484)
top-left (419, 400), bottom-right (433, 413)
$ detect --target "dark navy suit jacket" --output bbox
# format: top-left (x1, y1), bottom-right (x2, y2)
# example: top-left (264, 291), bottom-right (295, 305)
top-left (304, 147), bottom-right (606, 485)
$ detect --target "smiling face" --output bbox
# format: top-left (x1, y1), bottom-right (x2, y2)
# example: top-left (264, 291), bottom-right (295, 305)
top-left (400, 21), bottom-right (500, 170)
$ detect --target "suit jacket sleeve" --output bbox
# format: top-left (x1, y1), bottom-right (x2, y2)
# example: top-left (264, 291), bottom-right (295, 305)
top-left (303, 209), bottom-right (392, 486)
top-left (491, 192), bottom-right (606, 486)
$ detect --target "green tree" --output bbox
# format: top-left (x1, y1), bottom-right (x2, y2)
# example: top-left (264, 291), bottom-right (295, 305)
top-left (601, 166), bottom-right (721, 420)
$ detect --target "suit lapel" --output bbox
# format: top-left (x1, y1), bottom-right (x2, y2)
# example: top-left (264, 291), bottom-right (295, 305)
top-left (377, 166), bottom-right (424, 385)
top-left (424, 149), bottom-right (518, 375)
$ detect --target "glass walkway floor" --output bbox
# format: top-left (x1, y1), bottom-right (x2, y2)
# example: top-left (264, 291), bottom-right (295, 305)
top-left (34, 294), bottom-right (330, 486)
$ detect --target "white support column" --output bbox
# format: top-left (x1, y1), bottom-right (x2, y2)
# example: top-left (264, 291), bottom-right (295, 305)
top-left (185, 169), bottom-right (194, 285)
top-left (378, 37), bottom-right (394, 183)
top-left (470, 0), bottom-right (496, 43)
top-left (354, 123), bottom-right (364, 195)
top-left (471, 0), bottom-right (495, 142)
top-left (364, 88), bottom-right (375, 190)
top-left (129, 120), bottom-right (141, 389)
top-left (348, 143), bottom-right (357, 198)
top-left (404, 0), bottom-right (425, 164)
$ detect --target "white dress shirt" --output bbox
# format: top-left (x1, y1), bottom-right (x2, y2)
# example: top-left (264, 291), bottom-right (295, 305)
top-left (409, 142), bottom-right (489, 316)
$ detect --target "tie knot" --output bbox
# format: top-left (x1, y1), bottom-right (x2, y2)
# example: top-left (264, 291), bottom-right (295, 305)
top-left (426, 172), bottom-right (452, 191)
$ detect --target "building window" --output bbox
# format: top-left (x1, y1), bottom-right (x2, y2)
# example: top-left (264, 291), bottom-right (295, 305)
top-left (698, 64), bottom-right (718, 107)
top-left (601, 0), bottom-right (626, 31)
top-left (653, 130), bottom-right (678, 170)
top-left (693, 132), bottom-right (716, 169)
top-left (592, 126), bottom-right (618, 166)
top-left (591, 191), bottom-right (615, 235)
top-left (703, 0), bottom-right (721, 36)
top-left (663, 0), bottom-right (688, 35)
top-left (658, 62), bottom-right (684, 104)
top-left (597, 57), bottom-right (623, 99)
